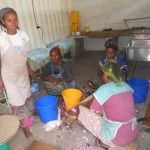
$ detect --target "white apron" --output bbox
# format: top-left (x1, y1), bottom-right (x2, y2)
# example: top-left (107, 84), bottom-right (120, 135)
top-left (1, 36), bottom-right (31, 106)
top-left (101, 112), bottom-right (137, 141)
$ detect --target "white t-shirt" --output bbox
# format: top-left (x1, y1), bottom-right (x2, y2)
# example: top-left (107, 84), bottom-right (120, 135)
top-left (0, 29), bottom-right (29, 56)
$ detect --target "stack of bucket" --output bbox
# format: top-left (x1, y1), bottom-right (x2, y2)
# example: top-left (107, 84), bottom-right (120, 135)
top-left (71, 11), bottom-right (80, 32)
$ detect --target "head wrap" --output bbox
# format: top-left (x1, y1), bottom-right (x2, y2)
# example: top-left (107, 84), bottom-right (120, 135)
top-left (50, 46), bottom-right (61, 56)
top-left (105, 38), bottom-right (118, 51)
top-left (0, 7), bottom-right (15, 21)
top-left (102, 61), bottom-right (122, 86)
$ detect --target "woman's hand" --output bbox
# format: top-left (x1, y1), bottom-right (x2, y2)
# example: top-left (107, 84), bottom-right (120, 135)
top-left (49, 78), bottom-right (61, 85)
top-left (0, 78), bottom-right (4, 89)
top-left (27, 63), bottom-right (35, 77)
top-left (49, 77), bottom-right (55, 83)
top-left (0, 61), bottom-right (4, 89)
top-left (28, 68), bottom-right (35, 77)
top-left (95, 111), bottom-right (103, 116)
top-left (53, 79), bottom-right (59, 85)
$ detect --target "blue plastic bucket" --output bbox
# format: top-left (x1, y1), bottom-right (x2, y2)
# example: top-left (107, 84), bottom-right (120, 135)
top-left (0, 142), bottom-right (9, 150)
top-left (128, 77), bottom-right (150, 103)
top-left (34, 95), bottom-right (58, 123)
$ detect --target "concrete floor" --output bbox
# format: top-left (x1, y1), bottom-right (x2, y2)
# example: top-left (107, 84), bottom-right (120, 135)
top-left (1, 51), bottom-right (150, 150)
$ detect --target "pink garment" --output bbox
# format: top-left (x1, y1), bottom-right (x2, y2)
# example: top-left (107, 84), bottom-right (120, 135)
top-left (78, 105), bottom-right (116, 147)
top-left (90, 91), bottom-right (140, 146)
top-left (22, 118), bottom-right (33, 128)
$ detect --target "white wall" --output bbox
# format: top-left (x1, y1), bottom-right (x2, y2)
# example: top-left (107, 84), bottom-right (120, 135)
top-left (72, 0), bottom-right (150, 31)
top-left (72, 0), bottom-right (150, 51)
top-left (0, 0), bottom-right (72, 50)
top-left (84, 36), bottom-right (131, 51)
top-left (1, 0), bottom-right (150, 51)
top-left (84, 38), bottom-right (106, 50)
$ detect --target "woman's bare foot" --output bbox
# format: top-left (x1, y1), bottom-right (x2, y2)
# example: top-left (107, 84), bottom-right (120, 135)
top-left (87, 81), bottom-right (97, 89)
top-left (23, 127), bottom-right (32, 138)
top-left (95, 137), bottom-right (110, 150)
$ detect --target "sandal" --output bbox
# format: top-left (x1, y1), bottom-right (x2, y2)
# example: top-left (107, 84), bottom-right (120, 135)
top-left (95, 138), bottom-right (109, 150)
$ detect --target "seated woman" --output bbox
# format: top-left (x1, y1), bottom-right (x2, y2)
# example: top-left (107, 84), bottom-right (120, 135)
top-left (72, 62), bottom-right (139, 149)
top-left (88, 38), bottom-right (127, 89)
top-left (41, 46), bottom-right (76, 96)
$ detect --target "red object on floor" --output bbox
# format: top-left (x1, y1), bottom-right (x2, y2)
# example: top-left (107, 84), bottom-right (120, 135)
top-left (22, 118), bottom-right (33, 128)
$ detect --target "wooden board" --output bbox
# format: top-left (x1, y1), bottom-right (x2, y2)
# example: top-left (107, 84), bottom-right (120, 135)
top-left (27, 140), bottom-right (60, 150)
top-left (81, 28), bottom-right (147, 38)
top-left (80, 95), bottom-right (94, 108)
top-left (142, 103), bottom-right (150, 127)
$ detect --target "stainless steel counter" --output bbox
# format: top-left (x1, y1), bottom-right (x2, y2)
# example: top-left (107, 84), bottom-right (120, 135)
top-left (125, 40), bottom-right (150, 61)
top-left (125, 31), bottom-right (150, 62)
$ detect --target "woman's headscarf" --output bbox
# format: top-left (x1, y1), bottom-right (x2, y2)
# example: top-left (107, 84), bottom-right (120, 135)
top-left (0, 7), bottom-right (15, 21)
top-left (105, 38), bottom-right (118, 51)
top-left (102, 61), bottom-right (122, 86)
top-left (50, 46), bottom-right (61, 56)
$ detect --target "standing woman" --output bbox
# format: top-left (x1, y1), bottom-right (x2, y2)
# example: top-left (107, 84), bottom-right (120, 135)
top-left (0, 7), bottom-right (35, 137)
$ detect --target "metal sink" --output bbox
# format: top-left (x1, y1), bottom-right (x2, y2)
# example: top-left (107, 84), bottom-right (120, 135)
top-left (125, 39), bottom-right (150, 62)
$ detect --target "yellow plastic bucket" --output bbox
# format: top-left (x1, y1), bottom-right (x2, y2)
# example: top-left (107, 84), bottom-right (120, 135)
top-left (71, 23), bottom-right (80, 32)
top-left (62, 88), bottom-right (82, 111)
top-left (71, 11), bottom-right (79, 23)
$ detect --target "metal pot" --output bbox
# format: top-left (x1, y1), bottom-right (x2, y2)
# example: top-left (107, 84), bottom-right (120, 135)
top-left (74, 31), bottom-right (81, 36)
